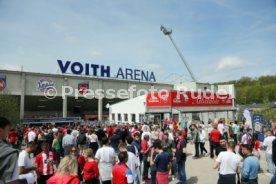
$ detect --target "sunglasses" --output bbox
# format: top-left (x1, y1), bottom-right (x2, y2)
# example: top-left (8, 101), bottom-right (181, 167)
top-left (71, 150), bottom-right (77, 152)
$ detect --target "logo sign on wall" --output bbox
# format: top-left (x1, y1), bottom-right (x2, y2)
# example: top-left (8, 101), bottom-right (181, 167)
top-left (78, 81), bottom-right (89, 94)
top-left (37, 79), bottom-right (54, 92)
top-left (146, 91), bottom-right (233, 107)
top-left (0, 75), bottom-right (6, 91)
top-left (57, 60), bottom-right (156, 82)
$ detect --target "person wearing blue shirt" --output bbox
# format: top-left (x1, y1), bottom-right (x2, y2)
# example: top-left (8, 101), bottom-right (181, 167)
top-left (154, 141), bottom-right (171, 184)
top-left (241, 144), bottom-right (260, 184)
top-left (232, 121), bottom-right (239, 145)
top-left (175, 131), bottom-right (187, 184)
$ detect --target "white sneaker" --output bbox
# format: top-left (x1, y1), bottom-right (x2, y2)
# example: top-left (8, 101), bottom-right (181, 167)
top-left (172, 175), bottom-right (175, 181)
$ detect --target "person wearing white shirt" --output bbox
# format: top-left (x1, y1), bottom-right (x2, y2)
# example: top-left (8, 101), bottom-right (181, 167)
top-left (141, 125), bottom-right (151, 141)
top-left (95, 137), bottom-right (116, 184)
top-left (52, 127), bottom-right (58, 133)
top-left (213, 141), bottom-right (241, 184)
top-left (263, 130), bottom-right (276, 174)
top-left (217, 122), bottom-right (224, 135)
top-left (118, 143), bottom-right (139, 184)
top-left (71, 129), bottom-right (79, 139)
top-left (18, 142), bottom-right (37, 184)
top-left (168, 129), bottom-right (174, 141)
top-left (198, 126), bottom-right (208, 156)
top-left (141, 129), bottom-right (152, 148)
top-left (62, 129), bottom-right (76, 156)
top-left (27, 128), bottom-right (36, 143)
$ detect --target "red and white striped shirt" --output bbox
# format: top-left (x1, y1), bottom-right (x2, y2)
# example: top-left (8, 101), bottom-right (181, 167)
top-left (35, 151), bottom-right (57, 175)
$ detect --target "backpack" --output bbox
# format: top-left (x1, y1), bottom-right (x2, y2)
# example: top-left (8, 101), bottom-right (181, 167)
top-left (77, 133), bottom-right (86, 145)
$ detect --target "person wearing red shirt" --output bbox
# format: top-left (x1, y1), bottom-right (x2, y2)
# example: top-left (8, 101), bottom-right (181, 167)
top-left (181, 130), bottom-right (187, 139)
top-left (107, 126), bottom-right (114, 139)
top-left (25, 129), bottom-right (29, 142)
top-left (71, 146), bottom-right (86, 181)
top-left (141, 134), bottom-right (150, 182)
top-left (131, 125), bottom-right (139, 137)
top-left (83, 148), bottom-right (99, 184)
top-left (251, 133), bottom-right (261, 159)
top-left (173, 122), bottom-right (178, 132)
top-left (112, 151), bottom-right (134, 184)
top-left (47, 155), bottom-right (80, 184)
top-left (8, 129), bottom-right (18, 148)
top-left (61, 128), bottom-right (65, 136)
top-left (35, 141), bottom-right (57, 184)
top-left (209, 124), bottom-right (222, 159)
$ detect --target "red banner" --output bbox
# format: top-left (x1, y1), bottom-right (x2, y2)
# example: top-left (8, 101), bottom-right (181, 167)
top-left (146, 91), bottom-right (232, 107)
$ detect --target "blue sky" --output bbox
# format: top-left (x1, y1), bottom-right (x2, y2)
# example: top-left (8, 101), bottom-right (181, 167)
top-left (0, 0), bottom-right (275, 83)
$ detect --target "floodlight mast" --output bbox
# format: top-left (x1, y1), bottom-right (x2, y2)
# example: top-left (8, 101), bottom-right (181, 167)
top-left (160, 25), bottom-right (197, 82)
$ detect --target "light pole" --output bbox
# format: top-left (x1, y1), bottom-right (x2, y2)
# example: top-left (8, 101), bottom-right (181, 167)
top-left (160, 25), bottom-right (197, 82)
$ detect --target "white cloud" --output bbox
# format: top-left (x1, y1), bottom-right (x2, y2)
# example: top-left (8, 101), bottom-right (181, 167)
top-left (260, 70), bottom-right (276, 76)
top-left (88, 49), bottom-right (103, 57)
top-left (216, 56), bottom-right (248, 71)
top-left (145, 64), bottom-right (161, 69)
top-left (264, 24), bottom-right (276, 32)
top-left (51, 22), bottom-right (65, 32)
top-left (65, 34), bottom-right (78, 43)
top-left (0, 64), bottom-right (21, 71)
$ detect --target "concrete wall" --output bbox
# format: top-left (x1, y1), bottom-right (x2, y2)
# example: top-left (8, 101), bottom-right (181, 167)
top-left (1, 72), bottom-right (22, 95)
top-left (0, 70), bottom-right (173, 97)
top-left (0, 70), bottom-right (173, 119)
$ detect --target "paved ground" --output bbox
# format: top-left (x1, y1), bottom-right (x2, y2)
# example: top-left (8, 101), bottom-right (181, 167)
top-left (25, 141), bottom-right (273, 184)
top-left (170, 142), bottom-right (272, 184)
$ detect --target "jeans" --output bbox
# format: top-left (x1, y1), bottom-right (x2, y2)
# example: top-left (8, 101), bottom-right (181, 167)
top-left (102, 181), bottom-right (111, 184)
top-left (270, 171), bottom-right (276, 184)
top-left (224, 132), bottom-right (228, 142)
top-left (151, 170), bottom-right (157, 184)
top-left (18, 179), bottom-right (28, 184)
top-left (233, 134), bottom-right (238, 145)
top-left (266, 153), bottom-right (275, 174)
top-left (177, 160), bottom-right (186, 184)
top-left (210, 141), bottom-right (219, 158)
top-left (85, 178), bottom-right (99, 184)
top-left (38, 175), bottom-right (53, 184)
top-left (200, 142), bottom-right (208, 155)
top-left (194, 142), bottom-right (200, 157)
top-left (217, 174), bottom-right (236, 184)
top-left (172, 159), bottom-right (177, 176)
top-left (54, 149), bottom-right (61, 168)
top-left (241, 178), bottom-right (258, 184)
top-left (142, 155), bottom-right (149, 179)
top-left (89, 142), bottom-right (99, 156)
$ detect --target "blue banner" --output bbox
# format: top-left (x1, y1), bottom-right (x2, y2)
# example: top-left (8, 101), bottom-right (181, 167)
top-left (252, 114), bottom-right (264, 141)
top-left (22, 117), bottom-right (81, 124)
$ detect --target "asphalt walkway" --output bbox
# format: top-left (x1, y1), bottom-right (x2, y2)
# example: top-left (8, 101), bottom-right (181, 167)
top-left (170, 141), bottom-right (272, 184)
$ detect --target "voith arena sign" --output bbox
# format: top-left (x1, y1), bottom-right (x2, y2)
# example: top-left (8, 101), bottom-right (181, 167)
top-left (57, 60), bottom-right (156, 82)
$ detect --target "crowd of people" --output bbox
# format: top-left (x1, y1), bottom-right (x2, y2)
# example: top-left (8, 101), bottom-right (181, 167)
top-left (0, 116), bottom-right (276, 184)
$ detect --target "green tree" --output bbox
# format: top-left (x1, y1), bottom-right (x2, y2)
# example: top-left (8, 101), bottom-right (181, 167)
top-left (256, 98), bottom-right (276, 121)
top-left (0, 93), bottom-right (20, 127)
top-left (217, 75), bottom-right (276, 105)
